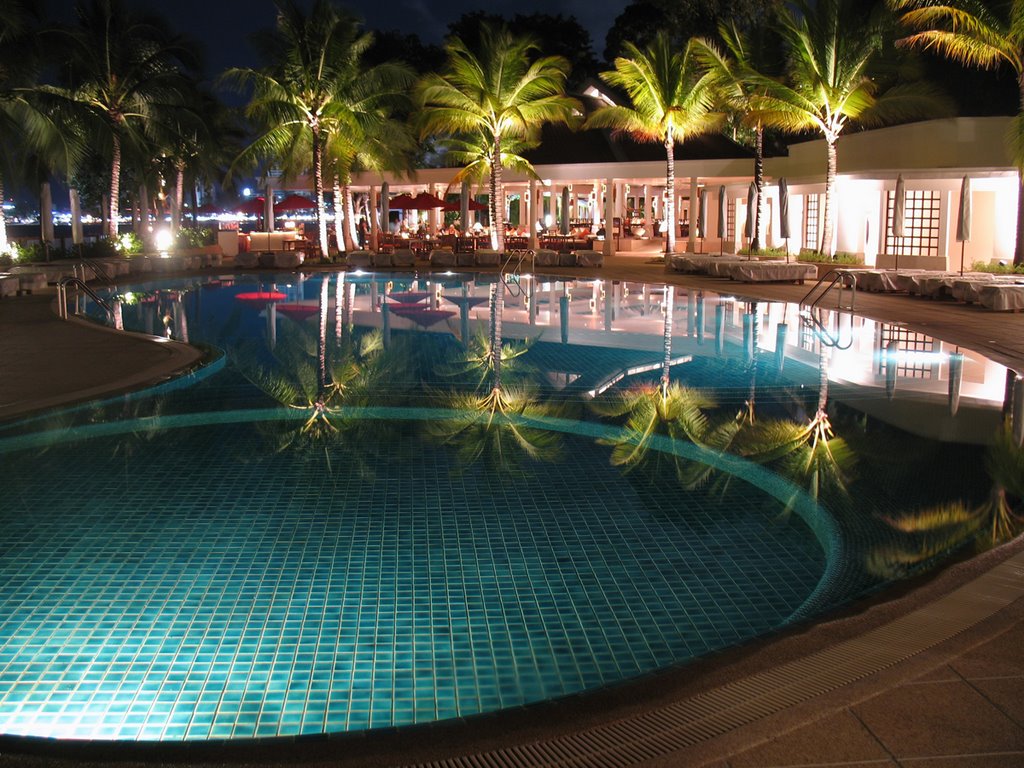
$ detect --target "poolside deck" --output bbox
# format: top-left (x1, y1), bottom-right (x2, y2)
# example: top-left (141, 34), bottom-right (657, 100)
top-left (0, 252), bottom-right (1023, 768)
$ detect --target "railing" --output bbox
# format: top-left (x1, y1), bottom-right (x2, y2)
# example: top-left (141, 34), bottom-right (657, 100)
top-left (57, 276), bottom-right (114, 322)
top-left (800, 268), bottom-right (857, 312)
top-left (78, 258), bottom-right (113, 285)
top-left (501, 249), bottom-right (531, 297)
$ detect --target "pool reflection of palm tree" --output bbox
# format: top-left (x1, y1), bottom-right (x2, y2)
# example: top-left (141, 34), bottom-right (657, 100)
top-left (431, 281), bottom-right (561, 473)
top-left (592, 286), bottom-right (719, 481)
top-left (869, 420), bottom-right (1024, 577)
top-left (233, 279), bottom-right (383, 441)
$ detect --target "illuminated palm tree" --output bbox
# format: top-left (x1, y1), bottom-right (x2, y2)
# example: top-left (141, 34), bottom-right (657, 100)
top-left (586, 32), bottom-right (723, 254)
top-left (692, 23), bottom-right (782, 251)
top-left (226, 0), bottom-right (413, 256)
top-left (48, 0), bottom-right (199, 239)
top-left (417, 22), bottom-right (578, 251)
top-left (751, 0), bottom-right (947, 254)
top-left (891, 0), bottom-right (1024, 265)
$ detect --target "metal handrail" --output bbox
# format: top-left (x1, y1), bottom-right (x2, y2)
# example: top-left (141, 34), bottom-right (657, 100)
top-left (501, 248), bottom-right (532, 297)
top-left (79, 257), bottom-right (113, 285)
top-left (57, 276), bottom-right (114, 322)
top-left (800, 268), bottom-right (857, 312)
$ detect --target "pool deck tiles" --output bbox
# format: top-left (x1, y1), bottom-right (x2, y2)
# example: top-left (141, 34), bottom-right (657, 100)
top-left (0, 253), bottom-right (1022, 767)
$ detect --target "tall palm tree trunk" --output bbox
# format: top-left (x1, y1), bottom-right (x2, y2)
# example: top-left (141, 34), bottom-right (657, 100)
top-left (0, 173), bottom-right (7, 255)
top-left (661, 284), bottom-right (674, 396)
top-left (664, 128), bottom-right (676, 254)
top-left (311, 127), bottom-right (329, 256)
top-left (317, 275), bottom-right (329, 404)
top-left (333, 177), bottom-right (345, 254)
top-left (491, 138), bottom-right (505, 252)
top-left (1015, 82), bottom-right (1024, 266)
top-left (752, 125), bottom-right (764, 252)
top-left (173, 161), bottom-right (185, 235)
top-left (820, 139), bottom-right (837, 255)
top-left (817, 344), bottom-right (831, 414)
top-left (341, 178), bottom-right (356, 252)
top-left (108, 131), bottom-right (122, 240)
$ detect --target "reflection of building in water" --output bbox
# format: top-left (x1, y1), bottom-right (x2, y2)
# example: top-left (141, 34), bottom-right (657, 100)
top-left (334, 276), bottom-right (1011, 444)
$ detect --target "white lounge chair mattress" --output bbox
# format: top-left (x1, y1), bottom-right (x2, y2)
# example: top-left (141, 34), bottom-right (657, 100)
top-left (723, 261), bottom-right (814, 282)
top-left (978, 282), bottom-right (1024, 311)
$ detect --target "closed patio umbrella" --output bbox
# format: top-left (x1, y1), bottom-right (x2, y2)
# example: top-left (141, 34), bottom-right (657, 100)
top-left (697, 188), bottom-right (707, 252)
top-left (956, 175), bottom-right (972, 275)
top-left (892, 174), bottom-right (906, 270)
top-left (778, 178), bottom-right (791, 261)
top-left (744, 182), bottom-right (757, 256)
top-left (560, 186), bottom-right (571, 235)
top-left (717, 185), bottom-right (726, 256)
top-left (380, 181), bottom-right (390, 234)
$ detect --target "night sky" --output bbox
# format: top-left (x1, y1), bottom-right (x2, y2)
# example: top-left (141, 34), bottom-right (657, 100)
top-left (45, 0), bottom-right (626, 76)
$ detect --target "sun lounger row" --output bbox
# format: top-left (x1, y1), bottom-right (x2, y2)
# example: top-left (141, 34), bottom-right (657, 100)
top-left (234, 251), bottom-right (304, 269)
top-left (667, 253), bottom-right (814, 283)
top-left (344, 248), bottom-right (605, 270)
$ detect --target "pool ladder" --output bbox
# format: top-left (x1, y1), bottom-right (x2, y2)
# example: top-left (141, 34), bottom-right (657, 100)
top-left (501, 249), bottom-right (531, 297)
top-left (57, 276), bottom-right (114, 323)
top-left (800, 269), bottom-right (858, 350)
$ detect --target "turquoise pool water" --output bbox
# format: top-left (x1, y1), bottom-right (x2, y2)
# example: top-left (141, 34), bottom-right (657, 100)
top-left (0, 272), bottom-right (1002, 741)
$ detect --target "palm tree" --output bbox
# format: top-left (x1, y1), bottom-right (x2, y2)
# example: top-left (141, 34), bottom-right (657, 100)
top-left (0, 1), bottom-right (76, 254)
top-left (751, 0), bottom-right (947, 255)
top-left (417, 22), bottom-right (578, 252)
top-left (891, 0), bottom-right (1024, 265)
top-left (586, 32), bottom-right (723, 255)
top-left (226, 0), bottom-right (413, 257)
top-left (693, 22), bottom-right (782, 252)
top-left (48, 0), bottom-right (199, 240)
top-left (440, 130), bottom-right (540, 219)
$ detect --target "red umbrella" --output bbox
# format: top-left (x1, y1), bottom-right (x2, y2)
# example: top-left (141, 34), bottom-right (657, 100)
top-left (442, 199), bottom-right (487, 212)
top-left (411, 192), bottom-right (448, 210)
top-left (232, 197), bottom-right (265, 216)
top-left (389, 193), bottom-right (417, 209)
top-left (275, 194), bottom-right (317, 213)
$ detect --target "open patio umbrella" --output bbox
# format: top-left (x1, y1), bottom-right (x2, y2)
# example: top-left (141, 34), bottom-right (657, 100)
top-left (560, 186), bottom-right (571, 235)
top-left (410, 191), bottom-right (447, 210)
top-left (778, 178), bottom-right (791, 262)
top-left (697, 188), bottom-right (707, 252)
top-left (275, 194), bottom-right (316, 213)
top-left (956, 175), bottom-right (972, 275)
top-left (892, 174), bottom-right (906, 269)
top-left (233, 197), bottom-right (265, 216)
top-left (380, 181), bottom-right (390, 233)
top-left (389, 193), bottom-right (416, 209)
top-left (442, 199), bottom-right (487, 212)
top-left (717, 185), bottom-right (726, 257)
top-left (744, 182), bottom-right (757, 256)
top-left (192, 202), bottom-right (218, 216)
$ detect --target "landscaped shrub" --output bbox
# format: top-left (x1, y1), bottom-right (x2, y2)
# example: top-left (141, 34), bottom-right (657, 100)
top-left (970, 260), bottom-right (1024, 274)
top-left (116, 232), bottom-right (143, 256)
top-left (797, 250), bottom-right (863, 265)
top-left (175, 227), bottom-right (215, 249)
top-left (738, 245), bottom-right (789, 258)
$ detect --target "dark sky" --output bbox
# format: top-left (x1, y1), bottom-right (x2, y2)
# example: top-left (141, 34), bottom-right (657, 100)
top-left (45, 0), bottom-right (626, 76)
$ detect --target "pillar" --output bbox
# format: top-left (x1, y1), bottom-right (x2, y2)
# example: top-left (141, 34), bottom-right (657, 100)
top-left (687, 177), bottom-right (699, 253)
top-left (528, 178), bottom-right (539, 249)
top-left (369, 185), bottom-right (378, 252)
top-left (264, 186), bottom-right (275, 232)
top-left (603, 176), bottom-right (615, 257)
top-left (642, 184), bottom-right (651, 238)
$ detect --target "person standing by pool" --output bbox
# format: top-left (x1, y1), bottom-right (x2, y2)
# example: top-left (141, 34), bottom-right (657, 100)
top-left (357, 217), bottom-right (369, 249)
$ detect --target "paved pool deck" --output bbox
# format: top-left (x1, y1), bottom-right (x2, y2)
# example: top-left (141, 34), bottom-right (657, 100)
top-left (0, 253), bottom-right (1023, 768)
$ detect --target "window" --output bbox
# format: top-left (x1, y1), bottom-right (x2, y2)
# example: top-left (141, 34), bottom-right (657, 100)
top-left (885, 189), bottom-right (940, 257)
top-left (804, 194), bottom-right (820, 251)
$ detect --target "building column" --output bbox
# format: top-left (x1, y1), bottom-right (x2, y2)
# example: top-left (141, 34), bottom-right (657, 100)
top-left (591, 180), bottom-right (601, 230)
top-left (687, 176), bottom-right (699, 253)
top-left (369, 185), bottom-right (378, 252)
top-left (603, 176), bottom-right (615, 257)
top-left (264, 186), bottom-right (275, 232)
top-left (642, 184), bottom-right (651, 238)
top-left (528, 178), bottom-right (539, 249)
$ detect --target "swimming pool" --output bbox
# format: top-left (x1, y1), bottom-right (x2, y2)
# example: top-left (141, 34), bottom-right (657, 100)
top-left (0, 271), bottom-right (1011, 742)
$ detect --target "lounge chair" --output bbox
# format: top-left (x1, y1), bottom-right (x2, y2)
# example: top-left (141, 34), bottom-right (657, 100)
top-left (429, 249), bottom-right (456, 267)
top-left (533, 249), bottom-right (559, 267)
top-left (391, 248), bottom-right (416, 267)
top-left (346, 250), bottom-right (373, 268)
top-left (370, 252), bottom-right (393, 268)
top-left (574, 250), bottom-right (604, 268)
top-left (475, 249), bottom-right (501, 267)
top-left (978, 282), bottom-right (1024, 311)
top-left (722, 261), bottom-right (816, 283)
top-left (0, 275), bottom-right (19, 298)
top-left (273, 252), bottom-right (304, 269)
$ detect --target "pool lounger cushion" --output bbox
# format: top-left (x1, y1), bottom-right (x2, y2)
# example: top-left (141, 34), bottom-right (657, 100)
top-left (575, 250), bottom-right (604, 267)
top-left (346, 250), bottom-right (374, 267)
top-left (429, 249), bottom-right (456, 267)
top-left (978, 283), bottom-right (1024, 311)
top-left (370, 252), bottom-right (393, 268)
top-left (533, 249), bottom-right (560, 267)
top-left (723, 262), bottom-right (816, 283)
top-left (273, 252), bottom-right (304, 269)
top-left (475, 249), bottom-right (501, 267)
top-left (391, 248), bottom-right (416, 267)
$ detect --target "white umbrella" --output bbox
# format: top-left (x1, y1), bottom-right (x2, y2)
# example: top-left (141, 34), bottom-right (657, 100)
top-left (956, 175), bottom-right (972, 275)
top-left (778, 178), bottom-right (791, 262)
top-left (717, 185), bottom-right (726, 256)
top-left (892, 174), bottom-right (905, 270)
